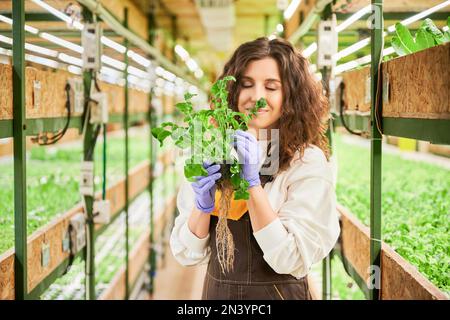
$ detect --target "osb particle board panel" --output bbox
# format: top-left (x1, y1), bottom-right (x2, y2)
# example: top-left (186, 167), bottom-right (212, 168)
top-left (380, 245), bottom-right (447, 300)
top-left (0, 64), bottom-right (12, 120)
top-left (129, 89), bottom-right (149, 113)
top-left (0, 250), bottom-right (15, 300)
top-left (0, 65), bottom-right (84, 120)
top-left (383, 43), bottom-right (450, 119)
top-left (0, 204), bottom-right (84, 300)
top-left (337, 204), bottom-right (447, 300)
top-left (338, 204), bottom-right (371, 282)
top-left (341, 66), bottom-right (371, 112)
top-left (99, 81), bottom-right (125, 114)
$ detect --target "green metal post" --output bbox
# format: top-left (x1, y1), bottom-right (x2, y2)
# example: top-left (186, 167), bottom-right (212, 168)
top-left (81, 7), bottom-right (96, 301)
top-left (320, 66), bottom-right (333, 300)
top-left (12, 0), bottom-right (27, 300)
top-left (123, 7), bottom-right (130, 300)
top-left (370, 0), bottom-right (383, 300)
top-left (147, 9), bottom-right (157, 298)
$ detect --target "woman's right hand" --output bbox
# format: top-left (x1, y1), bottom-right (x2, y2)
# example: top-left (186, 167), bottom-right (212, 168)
top-left (191, 162), bottom-right (221, 213)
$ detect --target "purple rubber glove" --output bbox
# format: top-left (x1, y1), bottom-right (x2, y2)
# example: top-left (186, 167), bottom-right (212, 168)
top-left (191, 162), bottom-right (222, 213)
top-left (232, 130), bottom-right (261, 189)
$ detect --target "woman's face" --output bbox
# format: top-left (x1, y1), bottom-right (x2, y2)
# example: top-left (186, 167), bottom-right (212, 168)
top-left (237, 57), bottom-right (283, 132)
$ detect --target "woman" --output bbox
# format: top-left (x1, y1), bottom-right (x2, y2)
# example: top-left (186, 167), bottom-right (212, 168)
top-left (170, 37), bottom-right (340, 300)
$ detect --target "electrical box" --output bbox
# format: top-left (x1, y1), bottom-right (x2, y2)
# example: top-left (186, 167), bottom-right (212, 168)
top-left (82, 23), bottom-right (102, 71)
top-left (68, 78), bottom-right (85, 114)
top-left (317, 16), bottom-right (338, 69)
top-left (69, 213), bottom-right (86, 254)
top-left (89, 92), bottom-right (109, 124)
top-left (93, 199), bottom-right (111, 225)
top-left (80, 161), bottom-right (94, 196)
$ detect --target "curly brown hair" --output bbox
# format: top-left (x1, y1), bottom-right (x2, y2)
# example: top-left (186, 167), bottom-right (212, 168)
top-left (217, 37), bottom-right (331, 172)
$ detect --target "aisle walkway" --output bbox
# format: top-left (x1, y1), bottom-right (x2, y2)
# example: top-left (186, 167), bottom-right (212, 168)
top-left (153, 245), bottom-right (207, 300)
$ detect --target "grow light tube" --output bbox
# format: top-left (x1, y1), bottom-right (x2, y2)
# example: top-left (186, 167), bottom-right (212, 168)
top-left (0, 34), bottom-right (59, 58)
top-left (336, 0), bottom-right (450, 61)
top-left (301, 5), bottom-right (372, 59)
top-left (101, 36), bottom-right (126, 54)
top-left (41, 32), bottom-right (84, 54)
top-left (334, 46), bottom-right (395, 75)
top-left (25, 54), bottom-right (60, 69)
top-left (284, 0), bottom-right (302, 20)
top-left (32, 0), bottom-right (153, 72)
top-left (0, 14), bottom-right (39, 34)
top-left (302, 43), bottom-right (317, 58)
top-left (387, 0), bottom-right (450, 32)
top-left (58, 53), bottom-right (83, 67)
top-left (101, 55), bottom-right (126, 71)
top-left (31, 0), bottom-right (84, 30)
top-left (335, 5), bottom-right (372, 33)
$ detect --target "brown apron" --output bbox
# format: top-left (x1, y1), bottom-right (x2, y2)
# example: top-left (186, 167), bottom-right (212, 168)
top-left (201, 177), bottom-right (312, 300)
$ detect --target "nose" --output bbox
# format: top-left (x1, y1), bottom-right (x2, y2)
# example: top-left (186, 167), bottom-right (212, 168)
top-left (250, 84), bottom-right (266, 103)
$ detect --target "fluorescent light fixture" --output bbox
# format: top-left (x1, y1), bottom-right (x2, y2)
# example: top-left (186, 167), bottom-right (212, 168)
top-left (336, 5), bottom-right (371, 33)
top-left (41, 32), bottom-right (83, 53)
top-left (128, 65), bottom-right (148, 79)
top-left (186, 58), bottom-right (199, 72)
top-left (101, 66), bottom-right (123, 79)
top-left (101, 36), bottom-right (126, 54)
top-left (0, 47), bottom-right (12, 56)
top-left (0, 35), bottom-right (58, 58)
top-left (335, 1), bottom-right (450, 62)
top-left (155, 66), bottom-right (165, 77)
top-left (127, 50), bottom-right (151, 68)
top-left (268, 34), bottom-right (277, 40)
top-left (276, 23), bottom-right (284, 33)
top-left (194, 69), bottom-right (204, 79)
top-left (334, 46), bottom-right (394, 74)
top-left (334, 37), bottom-right (371, 61)
top-left (309, 64), bottom-right (317, 73)
top-left (155, 77), bottom-right (165, 88)
top-left (387, 0), bottom-right (450, 32)
top-left (175, 77), bottom-right (184, 86)
top-left (163, 70), bottom-right (176, 82)
top-left (174, 44), bottom-right (189, 61)
top-left (25, 53), bottom-right (59, 69)
top-left (58, 53), bottom-right (82, 67)
top-left (302, 42), bottom-right (317, 58)
top-left (0, 35), bottom-right (12, 45)
top-left (31, 0), bottom-right (83, 30)
top-left (25, 43), bottom-right (58, 57)
top-left (0, 15), bottom-right (12, 25)
top-left (284, 0), bottom-right (302, 20)
top-left (67, 65), bottom-right (82, 75)
top-left (0, 14), bottom-right (39, 34)
top-left (101, 55), bottom-right (126, 71)
top-left (25, 25), bottom-right (39, 34)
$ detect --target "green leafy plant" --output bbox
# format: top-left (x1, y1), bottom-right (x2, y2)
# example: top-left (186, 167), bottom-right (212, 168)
top-left (391, 17), bottom-right (450, 56)
top-left (152, 76), bottom-right (266, 201)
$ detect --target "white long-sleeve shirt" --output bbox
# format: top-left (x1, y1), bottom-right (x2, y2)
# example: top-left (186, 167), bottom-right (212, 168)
top-left (169, 144), bottom-right (340, 279)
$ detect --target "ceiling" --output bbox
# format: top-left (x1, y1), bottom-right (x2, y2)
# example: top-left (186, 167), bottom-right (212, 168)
top-left (0, 0), bottom-right (448, 82)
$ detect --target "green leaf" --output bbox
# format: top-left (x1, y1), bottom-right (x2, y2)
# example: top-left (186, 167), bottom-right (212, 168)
top-left (176, 102), bottom-right (193, 115)
top-left (184, 92), bottom-right (196, 101)
top-left (395, 23), bottom-right (418, 53)
top-left (391, 36), bottom-right (409, 56)
top-left (421, 18), bottom-right (447, 45)
top-left (151, 127), bottom-right (171, 146)
top-left (230, 173), bottom-right (241, 188)
top-left (184, 163), bottom-right (208, 181)
top-left (415, 28), bottom-right (436, 51)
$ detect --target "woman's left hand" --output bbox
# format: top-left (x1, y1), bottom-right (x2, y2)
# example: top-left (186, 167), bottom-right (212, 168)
top-left (232, 130), bottom-right (261, 189)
